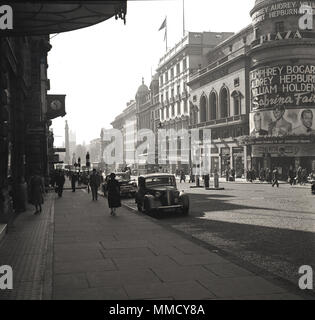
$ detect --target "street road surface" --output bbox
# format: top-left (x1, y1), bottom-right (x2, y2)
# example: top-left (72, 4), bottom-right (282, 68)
top-left (123, 181), bottom-right (315, 286)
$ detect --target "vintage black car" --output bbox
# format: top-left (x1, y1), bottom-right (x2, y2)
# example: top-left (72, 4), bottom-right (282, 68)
top-left (135, 173), bottom-right (189, 215)
top-left (102, 172), bottom-right (137, 198)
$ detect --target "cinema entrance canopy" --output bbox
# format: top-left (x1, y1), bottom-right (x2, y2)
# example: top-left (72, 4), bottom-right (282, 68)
top-left (4, 1), bottom-right (127, 35)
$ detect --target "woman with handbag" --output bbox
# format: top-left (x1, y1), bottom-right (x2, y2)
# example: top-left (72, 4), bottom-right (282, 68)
top-left (106, 173), bottom-right (121, 216)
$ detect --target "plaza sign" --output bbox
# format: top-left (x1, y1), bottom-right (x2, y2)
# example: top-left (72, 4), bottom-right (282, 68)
top-left (258, 30), bottom-right (302, 45)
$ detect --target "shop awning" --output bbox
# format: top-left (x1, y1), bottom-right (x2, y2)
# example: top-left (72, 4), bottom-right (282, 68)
top-left (2, 1), bottom-right (127, 35)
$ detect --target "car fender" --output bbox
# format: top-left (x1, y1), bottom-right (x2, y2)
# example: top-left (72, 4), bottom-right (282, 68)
top-left (144, 194), bottom-right (155, 210)
top-left (179, 193), bottom-right (189, 208)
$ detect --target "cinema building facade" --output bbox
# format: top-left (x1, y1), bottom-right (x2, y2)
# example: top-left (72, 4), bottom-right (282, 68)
top-left (188, 0), bottom-right (315, 179)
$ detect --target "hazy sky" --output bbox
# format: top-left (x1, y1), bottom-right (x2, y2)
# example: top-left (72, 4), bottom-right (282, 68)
top-left (49, 0), bottom-right (255, 146)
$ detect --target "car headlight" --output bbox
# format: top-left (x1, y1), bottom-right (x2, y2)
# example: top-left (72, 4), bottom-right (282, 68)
top-left (155, 191), bottom-right (161, 198)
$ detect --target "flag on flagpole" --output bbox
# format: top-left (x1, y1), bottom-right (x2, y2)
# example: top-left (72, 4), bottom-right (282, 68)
top-left (158, 17), bottom-right (167, 31)
top-left (158, 17), bottom-right (168, 51)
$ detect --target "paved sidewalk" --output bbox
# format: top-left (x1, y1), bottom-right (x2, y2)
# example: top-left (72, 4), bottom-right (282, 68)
top-left (52, 189), bottom-right (305, 300)
top-left (0, 192), bottom-right (54, 300)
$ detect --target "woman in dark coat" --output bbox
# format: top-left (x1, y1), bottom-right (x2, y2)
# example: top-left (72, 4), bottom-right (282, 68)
top-left (106, 173), bottom-right (121, 216)
top-left (29, 173), bottom-right (44, 214)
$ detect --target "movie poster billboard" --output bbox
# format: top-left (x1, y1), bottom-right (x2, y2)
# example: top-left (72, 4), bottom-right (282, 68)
top-left (250, 63), bottom-right (315, 137)
top-left (249, 107), bottom-right (315, 137)
top-left (250, 64), bottom-right (315, 111)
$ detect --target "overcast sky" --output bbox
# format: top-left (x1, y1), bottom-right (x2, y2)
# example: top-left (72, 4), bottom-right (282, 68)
top-left (49, 0), bottom-right (255, 146)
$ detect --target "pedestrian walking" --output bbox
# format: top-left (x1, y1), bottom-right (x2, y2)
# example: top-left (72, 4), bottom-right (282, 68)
top-left (106, 173), bottom-right (121, 216)
top-left (272, 167), bottom-right (279, 188)
top-left (29, 171), bottom-right (44, 214)
top-left (296, 166), bottom-right (302, 185)
top-left (180, 170), bottom-right (186, 183)
top-left (230, 168), bottom-right (235, 182)
top-left (225, 168), bottom-right (230, 182)
top-left (288, 166), bottom-right (295, 186)
top-left (55, 170), bottom-right (65, 197)
top-left (90, 169), bottom-right (101, 201)
top-left (71, 171), bottom-right (77, 192)
top-left (188, 168), bottom-right (195, 183)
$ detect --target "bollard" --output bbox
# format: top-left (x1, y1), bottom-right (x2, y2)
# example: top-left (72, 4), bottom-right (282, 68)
top-left (214, 171), bottom-right (219, 189)
top-left (196, 175), bottom-right (200, 187)
top-left (204, 174), bottom-right (210, 189)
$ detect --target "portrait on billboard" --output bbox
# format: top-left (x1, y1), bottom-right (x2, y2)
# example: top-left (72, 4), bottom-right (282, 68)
top-left (250, 112), bottom-right (268, 137)
top-left (292, 109), bottom-right (315, 134)
top-left (268, 105), bottom-right (293, 136)
top-left (250, 107), bottom-right (315, 137)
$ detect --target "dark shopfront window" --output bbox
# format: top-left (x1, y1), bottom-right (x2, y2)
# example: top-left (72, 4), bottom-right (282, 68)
top-left (221, 147), bottom-right (230, 177)
top-left (233, 147), bottom-right (244, 178)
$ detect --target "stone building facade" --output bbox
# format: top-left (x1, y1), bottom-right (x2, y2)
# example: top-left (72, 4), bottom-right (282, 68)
top-left (247, 0), bottom-right (315, 178)
top-left (157, 31), bottom-right (234, 174)
top-left (188, 0), bottom-right (315, 179)
top-left (188, 27), bottom-right (253, 177)
top-left (0, 35), bottom-right (52, 223)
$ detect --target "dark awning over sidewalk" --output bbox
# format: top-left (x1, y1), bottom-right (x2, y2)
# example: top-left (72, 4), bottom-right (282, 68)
top-left (3, 1), bottom-right (127, 35)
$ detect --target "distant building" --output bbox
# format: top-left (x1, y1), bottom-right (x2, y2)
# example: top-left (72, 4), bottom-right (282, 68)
top-left (157, 31), bottom-right (234, 174)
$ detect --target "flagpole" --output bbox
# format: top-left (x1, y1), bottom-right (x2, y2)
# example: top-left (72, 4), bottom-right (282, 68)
top-left (165, 16), bottom-right (168, 52)
top-left (183, 0), bottom-right (185, 37)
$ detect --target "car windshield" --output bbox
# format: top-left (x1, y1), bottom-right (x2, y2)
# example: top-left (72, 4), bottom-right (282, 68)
top-left (145, 176), bottom-right (176, 187)
top-left (115, 173), bottom-right (129, 181)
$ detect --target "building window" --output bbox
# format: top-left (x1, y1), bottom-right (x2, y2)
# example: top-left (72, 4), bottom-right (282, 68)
top-left (184, 100), bottom-right (188, 113)
top-left (233, 95), bottom-right (240, 116)
top-left (183, 58), bottom-right (187, 70)
top-left (171, 105), bottom-right (175, 117)
top-left (234, 77), bottom-right (240, 87)
top-left (166, 106), bottom-right (169, 118)
top-left (229, 44), bottom-right (233, 52)
top-left (171, 88), bottom-right (174, 98)
top-left (275, 21), bottom-right (285, 33)
top-left (165, 71), bottom-right (168, 82)
top-left (171, 67), bottom-right (174, 79)
top-left (219, 86), bottom-right (229, 118)
top-left (254, 27), bottom-right (260, 40)
top-left (176, 63), bottom-right (180, 75)
top-left (161, 94), bottom-right (164, 103)
top-left (209, 91), bottom-right (217, 120)
top-left (199, 95), bottom-right (207, 123)
top-left (160, 75), bottom-right (163, 86)
top-left (177, 85), bottom-right (180, 96)
top-left (166, 91), bottom-right (169, 102)
top-left (160, 109), bottom-right (164, 121)
top-left (177, 102), bottom-right (181, 115)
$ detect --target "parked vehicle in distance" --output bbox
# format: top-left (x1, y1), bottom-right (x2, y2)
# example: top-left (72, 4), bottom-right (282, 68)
top-left (135, 173), bottom-right (189, 216)
top-left (102, 172), bottom-right (137, 198)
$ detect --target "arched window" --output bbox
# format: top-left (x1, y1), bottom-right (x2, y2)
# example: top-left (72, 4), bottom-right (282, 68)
top-left (209, 91), bottom-right (217, 120)
top-left (219, 86), bottom-right (229, 118)
top-left (199, 95), bottom-right (207, 123)
top-left (231, 90), bottom-right (242, 116)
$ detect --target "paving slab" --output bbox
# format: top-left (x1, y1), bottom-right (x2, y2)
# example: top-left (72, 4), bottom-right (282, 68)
top-left (200, 276), bottom-right (289, 298)
top-left (54, 259), bottom-right (117, 274)
top-left (124, 280), bottom-right (215, 300)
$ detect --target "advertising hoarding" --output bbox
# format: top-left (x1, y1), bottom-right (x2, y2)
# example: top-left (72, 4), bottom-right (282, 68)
top-left (250, 107), bottom-right (315, 137)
